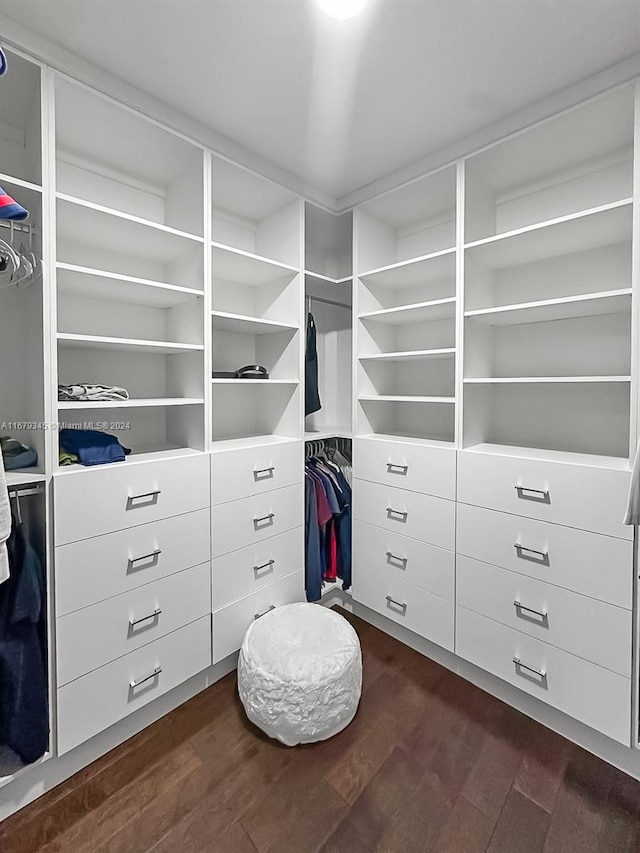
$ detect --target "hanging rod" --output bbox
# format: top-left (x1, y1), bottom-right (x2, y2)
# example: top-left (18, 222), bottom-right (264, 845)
top-left (8, 483), bottom-right (44, 498)
top-left (0, 220), bottom-right (36, 235)
top-left (307, 294), bottom-right (351, 310)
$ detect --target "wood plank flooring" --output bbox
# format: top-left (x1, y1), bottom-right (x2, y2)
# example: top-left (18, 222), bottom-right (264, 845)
top-left (1, 608), bottom-right (640, 853)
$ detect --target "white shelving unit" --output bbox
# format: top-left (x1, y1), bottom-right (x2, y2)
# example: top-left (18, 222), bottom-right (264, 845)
top-left (355, 166), bottom-right (458, 444)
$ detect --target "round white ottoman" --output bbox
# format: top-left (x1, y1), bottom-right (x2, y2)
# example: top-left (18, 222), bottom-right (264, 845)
top-left (237, 603), bottom-right (362, 746)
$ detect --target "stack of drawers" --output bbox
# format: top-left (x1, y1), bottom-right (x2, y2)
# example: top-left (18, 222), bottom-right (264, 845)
top-left (456, 451), bottom-right (633, 745)
top-left (54, 455), bottom-right (212, 754)
top-left (210, 440), bottom-right (305, 664)
top-left (352, 438), bottom-right (457, 651)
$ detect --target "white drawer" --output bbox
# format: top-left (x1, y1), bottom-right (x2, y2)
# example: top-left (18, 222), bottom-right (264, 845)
top-left (354, 438), bottom-right (456, 500)
top-left (211, 440), bottom-right (302, 505)
top-left (457, 451), bottom-right (631, 540)
top-left (57, 615), bottom-right (211, 754)
top-left (211, 483), bottom-right (304, 558)
top-left (212, 526), bottom-right (303, 610)
top-left (457, 556), bottom-right (631, 677)
top-left (212, 569), bottom-right (305, 664)
top-left (455, 606), bottom-right (631, 745)
top-left (353, 478), bottom-right (455, 551)
top-left (55, 509), bottom-right (211, 616)
top-left (353, 560), bottom-right (454, 651)
top-left (55, 454), bottom-right (210, 545)
top-left (57, 562), bottom-right (210, 686)
top-left (353, 521), bottom-right (454, 601)
top-left (456, 503), bottom-right (632, 609)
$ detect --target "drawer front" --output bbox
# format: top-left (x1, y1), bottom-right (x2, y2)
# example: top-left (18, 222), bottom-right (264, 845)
top-left (457, 451), bottom-right (631, 540)
top-left (57, 615), bottom-right (211, 754)
top-left (55, 509), bottom-right (211, 616)
top-left (57, 562), bottom-right (211, 686)
top-left (55, 454), bottom-right (210, 545)
top-left (354, 438), bottom-right (456, 500)
top-left (212, 526), bottom-right (303, 610)
top-left (354, 521), bottom-right (454, 601)
top-left (455, 606), bottom-right (631, 745)
top-left (457, 556), bottom-right (631, 677)
top-left (353, 561), bottom-right (454, 651)
top-left (456, 503), bottom-right (632, 609)
top-left (212, 570), bottom-right (305, 664)
top-left (211, 441), bottom-right (302, 505)
top-left (353, 478), bottom-right (455, 551)
top-left (211, 483), bottom-right (304, 558)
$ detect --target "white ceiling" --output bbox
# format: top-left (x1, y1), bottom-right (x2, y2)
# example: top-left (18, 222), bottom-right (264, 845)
top-left (1, 0), bottom-right (639, 206)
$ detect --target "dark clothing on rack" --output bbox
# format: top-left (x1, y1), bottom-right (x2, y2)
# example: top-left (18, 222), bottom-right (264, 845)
top-left (0, 519), bottom-right (48, 764)
top-left (305, 312), bottom-right (321, 417)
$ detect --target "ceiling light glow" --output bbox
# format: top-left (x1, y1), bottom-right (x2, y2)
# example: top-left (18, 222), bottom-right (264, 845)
top-left (317, 0), bottom-right (370, 20)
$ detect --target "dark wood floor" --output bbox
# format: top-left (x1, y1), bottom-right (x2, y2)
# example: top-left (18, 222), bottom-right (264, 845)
top-left (2, 609), bottom-right (640, 853)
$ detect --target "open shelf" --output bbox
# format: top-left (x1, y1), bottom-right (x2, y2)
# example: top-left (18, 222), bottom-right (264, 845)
top-left (462, 442), bottom-right (631, 471)
top-left (304, 271), bottom-right (352, 285)
top-left (58, 397), bottom-right (204, 409)
top-left (0, 49), bottom-right (41, 186)
top-left (212, 311), bottom-right (297, 336)
top-left (357, 398), bottom-right (455, 444)
top-left (305, 426), bottom-right (352, 441)
top-left (359, 395), bottom-right (455, 403)
top-left (359, 348), bottom-right (455, 362)
top-left (5, 471), bottom-right (47, 487)
top-left (57, 263), bottom-right (203, 308)
top-left (359, 298), bottom-right (456, 325)
top-left (464, 376), bottom-right (630, 384)
top-left (465, 85), bottom-right (634, 242)
top-left (211, 378), bottom-right (298, 385)
top-left (465, 290), bottom-right (631, 326)
top-left (358, 433), bottom-right (455, 449)
top-left (211, 434), bottom-right (300, 453)
top-left (359, 248), bottom-right (456, 286)
top-left (211, 382), bottom-right (300, 444)
top-left (212, 243), bottom-right (298, 284)
top-left (357, 165), bottom-right (457, 271)
top-left (57, 333), bottom-right (203, 355)
top-left (55, 77), bottom-right (204, 235)
top-left (212, 156), bottom-right (300, 267)
top-left (55, 444), bottom-right (204, 474)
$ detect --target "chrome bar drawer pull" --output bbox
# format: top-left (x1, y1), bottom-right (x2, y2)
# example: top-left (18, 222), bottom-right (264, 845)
top-left (513, 657), bottom-right (547, 686)
top-left (130, 665), bottom-right (162, 689)
top-left (254, 466), bottom-right (275, 480)
top-left (387, 507), bottom-right (408, 522)
top-left (127, 489), bottom-right (162, 507)
top-left (514, 600), bottom-right (548, 626)
top-left (515, 485), bottom-right (550, 504)
top-left (386, 595), bottom-right (407, 614)
top-left (128, 548), bottom-right (162, 568)
top-left (254, 512), bottom-right (275, 527)
top-left (255, 604), bottom-right (276, 620)
top-left (387, 462), bottom-right (408, 475)
top-left (386, 550), bottom-right (408, 568)
top-left (129, 607), bottom-right (162, 628)
top-left (253, 559), bottom-right (275, 575)
top-left (514, 543), bottom-right (550, 565)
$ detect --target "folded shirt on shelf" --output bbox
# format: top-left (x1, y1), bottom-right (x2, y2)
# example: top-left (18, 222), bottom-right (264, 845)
top-left (58, 384), bottom-right (130, 402)
top-left (59, 429), bottom-right (131, 467)
top-left (0, 436), bottom-right (38, 471)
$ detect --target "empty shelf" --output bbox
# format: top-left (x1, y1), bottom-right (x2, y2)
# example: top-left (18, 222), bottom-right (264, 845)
top-left (464, 376), bottom-right (631, 384)
top-left (212, 243), bottom-right (299, 284)
top-left (463, 442), bottom-right (631, 471)
top-left (359, 298), bottom-right (456, 325)
top-left (57, 333), bottom-right (204, 355)
top-left (359, 248), bottom-right (456, 287)
top-left (359, 348), bottom-right (455, 362)
top-left (358, 394), bottom-right (456, 403)
top-left (212, 311), bottom-right (297, 335)
top-left (465, 290), bottom-right (632, 326)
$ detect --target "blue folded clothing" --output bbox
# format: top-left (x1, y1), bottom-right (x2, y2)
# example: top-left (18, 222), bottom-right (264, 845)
top-left (59, 429), bottom-right (131, 467)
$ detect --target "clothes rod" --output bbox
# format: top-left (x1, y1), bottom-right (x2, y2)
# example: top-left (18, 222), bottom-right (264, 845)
top-left (8, 484), bottom-right (44, 498)
top-left (307, 295), bottom-right (351, 310)
top-left (0, 220), bottom-right (36, 235)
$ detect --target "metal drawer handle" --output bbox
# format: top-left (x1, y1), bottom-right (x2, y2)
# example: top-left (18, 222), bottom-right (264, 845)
top-left (515, 485), bottom-right (550, 503)
top-left (514, 600), bottom-right (548, 624)
top-left (129, 607), bottom-right (162, 628)
top-left (254, 512), bottom-right (275, 525)
top-left (513, 657), bottom-right (547, 684)
top-left (254, 466), bottom-right (275, 480)
top-left (387, 462), bottom-right (408, 474)
top-left (127, 489), bottom-right (162, 507)
top-left (386, 551), bottom-right (407, 568)
top-left (387, 507), bottom-right (408, 522)
top-left (514, 543), bottom-right (549, 565)
top-left (128, 548), bottom-right (162, 567)
top-left (255, 604), bottom-right (276, 620)
top-left (253, 559), bottom-right (275, 574)
top-left (386, 595), bottom-right (407, 614)
top-left (130, 665), bottom-right (162, 689)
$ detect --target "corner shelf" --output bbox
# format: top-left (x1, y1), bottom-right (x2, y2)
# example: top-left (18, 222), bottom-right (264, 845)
top-left (305, 426), bottom-right (352, 441)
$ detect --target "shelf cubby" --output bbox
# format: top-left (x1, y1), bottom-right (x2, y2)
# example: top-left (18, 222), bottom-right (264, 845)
top-left (463, 381), bottom-right (630, 460)
top-left (55, 78), bottom-right (204, 236)
top-left (56, 264), bottom-right (203, 309)
top-left (211, 382), bottom-right (300, 444)
top-left (0, 50), bottom-right (41, 187)
top-left (358, 250), bottom-right (456, 316)
top-left (212, 323), bottom-right (299, 381)
top-left (359, 311), bottom-right (455, 356)
top-left (357, 166), bottom-right (456, 273)
top-left (464, 85), bottom-right (634, 243)
top-left (212, 156), bottom-right (300, 267)
top-left (357, 398), bottom-right (455, 444)
top-left (359, 355), bottom-right (455, 399)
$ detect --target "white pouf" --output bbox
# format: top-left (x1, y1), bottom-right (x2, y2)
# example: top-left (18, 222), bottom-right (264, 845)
top-left (237, 603), bottom-right (362, 746)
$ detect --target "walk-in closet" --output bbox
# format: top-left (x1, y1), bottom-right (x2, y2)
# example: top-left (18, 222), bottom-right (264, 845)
top-left (1, 2), bottom-right (640, 850)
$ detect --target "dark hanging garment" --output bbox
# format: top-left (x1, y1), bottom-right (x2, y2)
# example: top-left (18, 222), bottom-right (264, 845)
top-left (0, 521), bottom-right (48, 764)
top-left (305, 312), bottom-right (321, 417)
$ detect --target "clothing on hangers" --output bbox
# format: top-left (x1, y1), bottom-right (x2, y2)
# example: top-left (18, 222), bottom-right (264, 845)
top-left (305, 312), bottom-right (321, 417)
top-left (0, 454), bottom-right (10, 585)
